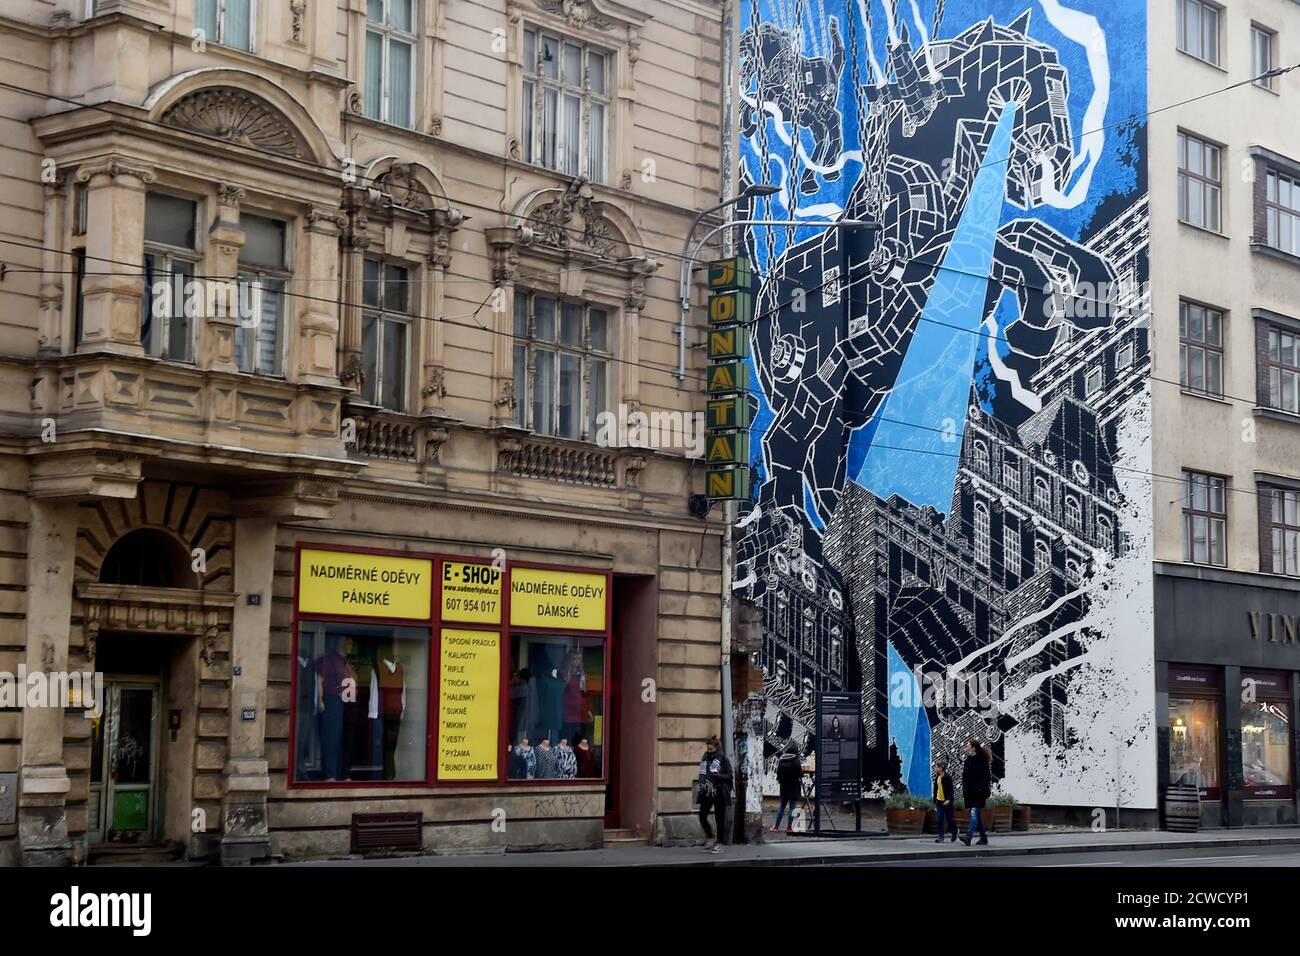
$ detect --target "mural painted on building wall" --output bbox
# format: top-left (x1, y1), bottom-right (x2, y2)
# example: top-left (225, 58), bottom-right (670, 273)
top-left (735, 0), bottom-right (1155, 811)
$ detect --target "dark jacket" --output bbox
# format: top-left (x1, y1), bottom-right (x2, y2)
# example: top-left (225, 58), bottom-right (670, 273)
top-left (776, 752), bottom-right (802, 799)
top-left (699, 750), bottom-right (734, 803)
top-left (932, 771), bottom-right (954, 806)
top-left (962, 749), bottom-right (991, 809)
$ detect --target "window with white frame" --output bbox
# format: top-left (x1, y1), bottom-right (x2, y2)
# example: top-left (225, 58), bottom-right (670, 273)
top-left (522, 26), bottom-right (609, 182)
top-left (141, 192), bottom-right (200, 363)
top-left (1003, 456), bottom-right (1021, 497)
top-left (972, 440), bottom-right (990, 474)
top-left (1177, 0), bottom-right (1220, 66)
top-left (1252, 25), bottom-right (1276, 89)
top-left (1034, 475), bottom-right (1052, 513)
top-left (1065, 495), bottom-right (1082, 532)
top-left (1066, 558), bottom-right (1083, 585)
top-left (1097, 512), bottom-right (1114, 550)
top-left (1178, 131), bottom-right (1221, 232)
top-left (235, 213), bottom-right (288, 376)
top-left (1034, 539), bottom-right (1051, 575)
top-left (361, 258), bottom-right (412, 411)
top-left (973, 501), bottom-right (990, 568)
top-left (1084, 365), bottom-right (1103, 397)
top-left (1117, 339), bottom-right (1135, 370)
top-left (1003, 522), bottom-right (1020, 576)
top-left (196, 0), bottom-right (253, 52)
top-left (513, 291), bottom-right (611, 440)
top-left (365, 0), bottom-right (415, 128)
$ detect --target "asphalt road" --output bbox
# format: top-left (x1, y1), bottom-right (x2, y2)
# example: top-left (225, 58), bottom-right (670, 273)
top-left (833, 844), bottom-right (1300, 867)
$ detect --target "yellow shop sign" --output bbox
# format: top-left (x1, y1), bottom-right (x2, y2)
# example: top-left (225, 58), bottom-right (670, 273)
top-left (509, 567), bottom-right (607, 631)
top-left (298, 549), bottom-right (432, 619)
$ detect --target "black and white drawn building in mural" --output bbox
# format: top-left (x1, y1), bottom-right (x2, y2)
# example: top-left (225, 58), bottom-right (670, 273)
top-left (736, 0), bottom-right (1155, 810)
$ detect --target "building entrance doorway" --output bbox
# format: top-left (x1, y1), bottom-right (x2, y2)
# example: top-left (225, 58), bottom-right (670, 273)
top-left (89, 677), bottom-right (162, 843)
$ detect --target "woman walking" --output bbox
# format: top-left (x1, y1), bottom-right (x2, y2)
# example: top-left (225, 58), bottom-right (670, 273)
top-left (772, 740), bottom-right (802, 834)
top-left (960, 738), bottom-right (993, 846)
top-left (697, 736), bottom-right (733, 852)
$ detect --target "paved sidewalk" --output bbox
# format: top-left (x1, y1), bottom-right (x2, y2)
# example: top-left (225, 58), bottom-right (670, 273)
top-left (289, 826), bottom-right (1300, 867)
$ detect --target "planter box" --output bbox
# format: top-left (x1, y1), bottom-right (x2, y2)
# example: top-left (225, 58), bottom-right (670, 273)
top-left (1012, 806), bottom-right (1032, 831)
top-left (954, 810), bottom-right (970, 831)
top-left (924, 809), bottom-right (936, 833)
top-left (989, 805), bottom-right (1013, 832)
top-left (886, 808), bottom-right (926, 835)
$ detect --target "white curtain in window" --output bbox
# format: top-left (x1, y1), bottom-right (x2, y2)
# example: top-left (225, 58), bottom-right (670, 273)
top-left (258, 278), bottom-right (283, 375)
top-left (387, 39), bottom-right (412, 127)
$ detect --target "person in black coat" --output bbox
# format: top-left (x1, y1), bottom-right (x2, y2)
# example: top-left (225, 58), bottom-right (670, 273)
top-left (932, 756), bottom-right (957, 843)
top-left (772, 740), bottom-right (802, 834)
top-left (697, 736), bottom-right (733, 851)
top-left (960, 738), bottom-right (993, 846)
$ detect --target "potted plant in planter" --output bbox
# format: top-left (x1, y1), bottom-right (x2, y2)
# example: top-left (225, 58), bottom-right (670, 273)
top-left (885, 792), bottom-right (927, 835)
top-left (953, 799), bottom-right (969, 833)
top-left (987, 792), bottom-right (1016, 832)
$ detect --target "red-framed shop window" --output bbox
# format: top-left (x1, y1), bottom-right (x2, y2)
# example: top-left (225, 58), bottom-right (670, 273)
top-left (290, 545), bottom-right (437, 788)
top-left (288, 544), bottom-right (612, 790)
top-left (499, 562), bottom-right (612, 785)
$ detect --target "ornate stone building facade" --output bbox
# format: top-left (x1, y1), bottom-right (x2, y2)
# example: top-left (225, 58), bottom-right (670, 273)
top-left (0, 0), bottom-right (724, 863)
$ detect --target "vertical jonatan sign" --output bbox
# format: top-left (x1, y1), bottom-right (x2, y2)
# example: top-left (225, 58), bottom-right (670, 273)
top-left (705, 255), bottom-right (754, 500)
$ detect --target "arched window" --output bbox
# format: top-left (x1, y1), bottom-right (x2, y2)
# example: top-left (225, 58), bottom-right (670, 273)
top-left (1034, 539), bottom-right (1051, 575)
top-left (99, 529), bottom-right (195, 588)
top-left (1066, 558), bottom-right (1083, 585)
top-left (1097, 513), bottom-right (1114, 549)
top-left (1065, 495), bottom-right (1083, 532)
top-left (974, 501), bottom-right (991, 568)
top-left (1034, 476), bottom-right (1052, 512)
top-left (973, 440), bottom-right (990, 474)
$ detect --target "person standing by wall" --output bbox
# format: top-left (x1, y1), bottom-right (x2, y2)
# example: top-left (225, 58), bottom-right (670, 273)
top-left (960, 739), bottom-right (993, 846)
top-left (697, 735), bottom-right (733, 852)
top-left (772, 739), bottom-right (802, 834)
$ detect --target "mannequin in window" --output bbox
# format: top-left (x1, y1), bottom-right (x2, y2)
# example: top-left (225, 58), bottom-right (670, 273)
top-left (535, 737), bottom-right (560, 779)
top-left (512, 735), bottom-right (536, 779)
top-left (556, 737), bottom-right (577, 779)
top-left (562, 649), bottom-right (587, 745)
top-left (574, 735), bottom-right (598, 778)
top-left (372, 642), bottom-right (406, 779)
top-left (528, 642), bottom-right (565, 745)
top-left (315, 635), bottom-right (357, 781)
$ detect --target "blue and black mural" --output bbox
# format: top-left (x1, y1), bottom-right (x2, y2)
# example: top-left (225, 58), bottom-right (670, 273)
top-left (737, 0), bottom-right (1155, 809)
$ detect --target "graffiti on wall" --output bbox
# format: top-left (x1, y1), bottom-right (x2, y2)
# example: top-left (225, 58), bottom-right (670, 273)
top-left (737, 0), bottom-right (1154, 809)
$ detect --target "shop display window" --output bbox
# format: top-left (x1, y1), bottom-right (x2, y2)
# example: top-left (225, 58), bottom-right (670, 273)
top-left (1240, 698), bottom-right (1292, 796)
top-left (1168, 697), bottom-right (1219, 798)
top-left (295, 622), bottom-right (430, 783)
top-left (506, 633), bottom-right (605, 780)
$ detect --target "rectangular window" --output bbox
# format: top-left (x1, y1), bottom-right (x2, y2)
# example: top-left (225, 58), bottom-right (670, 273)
top-left (360, 258), bottom-right (412, 411)
top-left (1183, 470), bottom-right (1227, 566)
top-left (1266, 325), bottom-right (1300, 414)
top-left (513, 290), bottom-right (611, 440)
top-left (522, 27), bottom-right (610, 183)
top-left (1003, 522), bottom-right (1020, 578)
top-left (973, 503), bottom-right (990, 569)
top-left (195, 0), bottom-right (253, 52)
top-left (1084, 366), bottom-right (1103, 397)
top-left (365, 0), bottom-right (415, 128)
top-left (1002, 457), bottom-right (1021, 497)
top-left (1265, 169), bottom-right (1300, 258)
top-left (294, 621), bottom-right (430, 782)
top-left (1268, 488), bottom-right (1300, 576)
top-left (235, 213), bottom-right (288, 376)
top-left (1178, 131), bottom-right (1222, 232)
top-left (1117, 339), bottom-right (1135, 370)
top-left (1169, 696), bottom-right (1220, 799)
top-left (141, 192), bottom-right (200, 363)
top-left (1252, 25), bottom-right (1276, 89)
top-left (1177, 0), bottom-right (1220, 66)
top-left (1240, 674), bottom-right (1292, 799)
top-left (1179, 300), bottom-right (1224, 397)
top-left (506, 633), bottom-right (605, 779)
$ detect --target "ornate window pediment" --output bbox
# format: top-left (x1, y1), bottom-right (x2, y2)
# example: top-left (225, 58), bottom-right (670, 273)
top-left (525, 176), bottom-right (625, 260)
top-left (161, 87), bottom-right (308, 159)
top-left (531, 0), bottom-right (651, 32)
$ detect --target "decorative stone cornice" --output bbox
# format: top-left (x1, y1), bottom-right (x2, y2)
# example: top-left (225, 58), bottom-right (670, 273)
top-left (75, 156), bottom-right (156, 187)
top-left (528, 176), bottom-right (619, 258)
top-left (485, 224), bottom-right (536, 284)
top-left (306, 206), bottom-right (348, 234)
